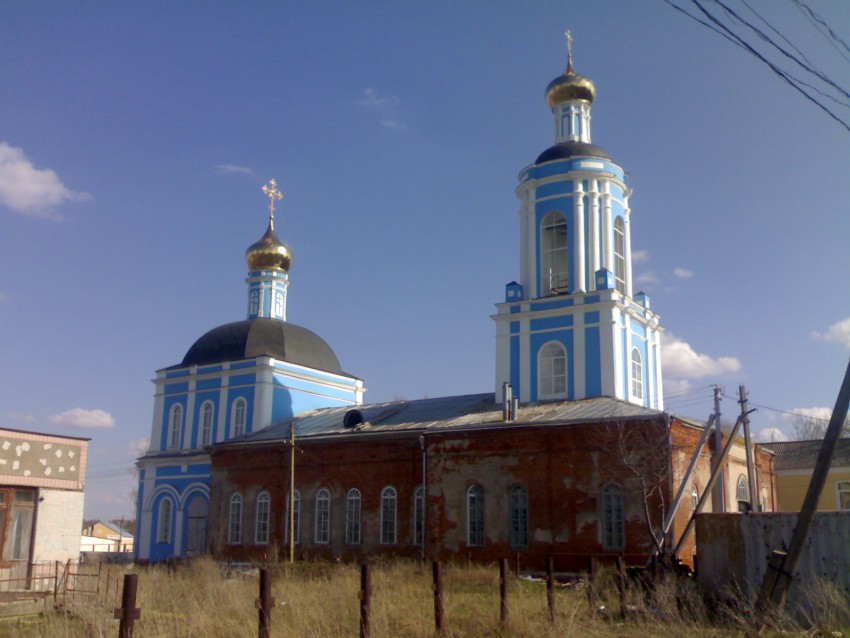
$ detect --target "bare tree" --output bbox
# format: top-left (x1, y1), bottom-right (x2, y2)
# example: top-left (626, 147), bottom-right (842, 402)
top-left (793, 414), bottom-right (849, 440)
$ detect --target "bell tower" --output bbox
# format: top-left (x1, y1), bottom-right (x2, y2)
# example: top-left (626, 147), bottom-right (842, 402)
top-left (493, 34), bottom-right (663, 409)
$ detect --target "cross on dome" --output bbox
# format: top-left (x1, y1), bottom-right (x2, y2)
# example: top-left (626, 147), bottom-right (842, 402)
top-left (261, 179), bottom-right (283, 229)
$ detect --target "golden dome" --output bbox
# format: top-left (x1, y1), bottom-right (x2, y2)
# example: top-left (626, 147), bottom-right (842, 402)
top-left (545, 61), bottom-right (596, 107)
top-left (245, 223), bottom-right (292, 272)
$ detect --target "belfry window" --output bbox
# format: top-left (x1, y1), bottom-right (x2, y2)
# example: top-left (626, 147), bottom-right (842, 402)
top-left (540, 211), bottom-right (568, 295)
top-left (232, 398), bottom-right (247, 438)
top-left (539, 341), bottom-right (567, 399)
top-left (630, 348), bottom-right (643, 400)
top-left (274, 292), bottom-right (284, 317)
top-left (614, 217), bottom-right (626, 295)
top-left (249, 289), bottom-right (260, 315)
top-left (200, 401), bottom-right (213, 446)
top-left (168, 404), bottom-right (182, 450)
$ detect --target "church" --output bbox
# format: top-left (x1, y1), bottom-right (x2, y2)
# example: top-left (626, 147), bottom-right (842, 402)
top-left (136, 46), bottom-right (774, 568)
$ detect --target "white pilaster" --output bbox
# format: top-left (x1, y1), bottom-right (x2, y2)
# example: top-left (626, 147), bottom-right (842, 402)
top-left (573, 182), bottom-right (586, 293)
top-left (623, 200), bottom-right (633, 298)
top-left (588, 183), bottom-right (600, 287)
top-left (601, 183), bottom-right (613, 273)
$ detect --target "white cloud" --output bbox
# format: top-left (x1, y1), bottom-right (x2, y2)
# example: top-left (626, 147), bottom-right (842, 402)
top-left (48, 408), bottom-right (115, 429)
top-left (785, 406), bottom-right (832, 422)
top-left (0, 142), bottom-right (89, 218)
top-left (380, 119), bottom-right (407, 131)
top-left (661, 334), bottom-right (741, 380)
top-left (128, 437), bottom-right (150, 458)
top-left (811, 317), bottom-right (850, 349)
top-left (755, 427), bottom-right (789, 443)
top-left (673, 267), bottom-right (694, 279)
top-left (663, 378), bottom-right (692, 394)
top-left (213, 164), bottom-right (254, 176)
top-left (631, 249), bottom-right (650, 264)
top-left (634, 271), bottom-right (659, 285)
top-left (357, 88), bottom-right (400, 110)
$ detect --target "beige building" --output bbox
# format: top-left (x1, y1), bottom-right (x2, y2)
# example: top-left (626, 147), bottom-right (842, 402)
top-left (767, 439), bottom-right (850, 512)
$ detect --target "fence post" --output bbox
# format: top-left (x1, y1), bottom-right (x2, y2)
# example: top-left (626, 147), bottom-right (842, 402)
top-left (360, 563), bottom-right (371, 638)
top-left (586, 557), bottom-right (596, 615)
top-left (546, 556), bottom-right (555, 622)
top-left (53, 561), bottom-right (59, 605)
top-left (432, 561), bottom-right (444, 634)
top-left (499, 557), bottom-right (509, 627)
top-left (255, 568), bottom-right (275, 638)
top-left (617, 555), bottom-right (626, 620)
top-left (113, 574), bottom-right (141, 638)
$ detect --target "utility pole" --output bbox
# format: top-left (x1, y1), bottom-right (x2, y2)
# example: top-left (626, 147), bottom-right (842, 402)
top-left (711, 386), bottom-right (726, 512)
top-left (739, 385), bottom-right (758, 511)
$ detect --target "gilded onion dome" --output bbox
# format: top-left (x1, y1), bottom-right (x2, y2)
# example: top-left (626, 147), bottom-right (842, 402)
top-left (245, 223), bottom-right (292, 272)
top-left (545, 59), bottom-right (596, 107)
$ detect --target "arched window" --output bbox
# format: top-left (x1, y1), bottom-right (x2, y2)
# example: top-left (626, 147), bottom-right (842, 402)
top-left (835, 482), bottom-right (850, 510)
top-left (602, 484), bottom-right (624, 551)
top-left (157, 499), bottom-right (173, 543)
top-left (539, 341), bottom-right (567, 399)
top-left (691, 486), bottom-right (699, 511)
top-left (345, 489), bottom-right (361, 545)
top-left (168, 404), bottom-right (183, 450)
top-left (315, 489), bottom-right (330, 544)
top-left (274, 292), bottom-right (284, 317)
top-left (255, 492), bottom-right (270, 545)
top-left (381, 487), bottom-right (397, 545)
top-left (286, 490), bottom-right (301, 544)
top-left (413, 486), bottom-right (424, 547)
top-left (232, 398), bottom-right (247, 438)
top-left (249, 289), bottom-right (260, 315)
top-left (228, 494), bottom-right (242, 544)
top-left (467, 484), bottom-right (485, 547)
top-left (737, 475), bottom-right (750, 512)
top-left (614, 217), bottom-right (626, 294)
top-left (540, 211), bottom-right (568, 295)
top-left (630, 348), bottom-right (643, 400)
top-left (200, 401), bottom-right (214, 446)
top-left (508, 484), bottom-right (529, 549)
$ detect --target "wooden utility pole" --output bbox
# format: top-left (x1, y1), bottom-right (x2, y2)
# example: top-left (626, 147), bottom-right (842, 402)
top-left (757, 358), bottom-right (850, 611)
top-left (739, 385), bottom-right (758, 511)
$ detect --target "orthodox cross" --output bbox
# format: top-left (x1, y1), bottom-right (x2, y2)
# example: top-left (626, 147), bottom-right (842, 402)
top-left (565, 30), bottom-right (574, 70)
top-left (261, 179), bottom-right (283, 228)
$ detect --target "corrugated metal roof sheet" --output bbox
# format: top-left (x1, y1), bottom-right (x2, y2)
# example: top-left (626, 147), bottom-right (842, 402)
top-left (229, 393), bottom-right (665, 447)
top-left (765, 438), bottom-right (850, 471)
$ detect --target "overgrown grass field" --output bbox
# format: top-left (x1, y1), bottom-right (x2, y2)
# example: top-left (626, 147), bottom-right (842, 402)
top-left (0, 558), bottom-right (847, 637)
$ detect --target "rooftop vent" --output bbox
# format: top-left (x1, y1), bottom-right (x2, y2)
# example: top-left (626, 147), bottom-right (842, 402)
top-left (343, 409), bottom-right (364, 429)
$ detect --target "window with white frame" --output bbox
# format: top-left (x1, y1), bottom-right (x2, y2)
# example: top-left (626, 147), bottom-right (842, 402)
top-left (630, 348), bottom-right (643, 400)
top-left (249, 289), bottom-right (260, 315)
top-left (228, 494), bottom-right (242, 544)
top-left (467, 484), bottom-right (485, 547)
top-left (602, 484), bottom-right (624, 551)
top-left (200, 401), bottom-right (214, 446)
top-left (540, 211), bottom-right (568, 295)
top-left (508, 484), bottom-right (529, 549)
top-left (692, 486), bottom-right (699, 510)
top-left (285, 490), bottom-right (301, 544)
top-left (614, 217), bottom-right (626, 294)
top-left (539, 341), bottom-right (567, 399)
top-left (345, 489), bottom-right (361, 545)
top-left (168, 404), bottom-right (183, 450)
top-left (255, 492), bottom-right (270, 545)
top-left (232, 398), bottom-right (247, 438)
top-left (838, 482), bottom-right (850, 510)
top-left (381, 486), bottom-right (397, 544)
top-left (274, 292), bottom-right (284, 317)
top-left (315, 489), bottom-right (330, 544)
top-left (413, 486), bottom-right (424, 547)
top-left (737, 475), bottom-right (750, 511)
top-left (157, 498), bottom-right (173, 543)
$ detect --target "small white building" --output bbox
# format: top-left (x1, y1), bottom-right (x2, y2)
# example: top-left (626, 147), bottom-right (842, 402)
top-left (0, 427), bottom-right (88, 589)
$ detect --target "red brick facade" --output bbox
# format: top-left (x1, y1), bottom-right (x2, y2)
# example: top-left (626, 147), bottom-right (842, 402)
top-left (208, 415), bottom-right (775, 572)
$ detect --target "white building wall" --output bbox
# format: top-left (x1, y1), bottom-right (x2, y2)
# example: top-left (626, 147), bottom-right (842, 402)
top-left (32, 488), bottom-right (85, 562)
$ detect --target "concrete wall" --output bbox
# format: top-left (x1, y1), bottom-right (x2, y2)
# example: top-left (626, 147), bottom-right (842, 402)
top-left (33, 488), bottom-right (85, 562)
top-left (695, 512), bottom-right (850, 605)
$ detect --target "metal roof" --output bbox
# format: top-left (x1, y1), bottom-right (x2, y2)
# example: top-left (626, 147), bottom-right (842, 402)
top-left (225, 393), bottom-right (665, 447)
top-left (765, 439), bottom-right (850, 471)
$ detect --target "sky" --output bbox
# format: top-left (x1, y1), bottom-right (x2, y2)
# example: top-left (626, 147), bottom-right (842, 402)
top-left (2, 1), bottom-right (849, 523)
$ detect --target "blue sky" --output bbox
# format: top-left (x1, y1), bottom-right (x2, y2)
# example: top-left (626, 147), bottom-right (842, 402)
top-left (2, 1), bottom-right (849, 521)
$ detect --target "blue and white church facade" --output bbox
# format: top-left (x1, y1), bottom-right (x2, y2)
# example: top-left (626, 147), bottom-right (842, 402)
top-left (493, 53), bottom-right (663, 409)
top-left (135, 181), bottom-right (365, 562)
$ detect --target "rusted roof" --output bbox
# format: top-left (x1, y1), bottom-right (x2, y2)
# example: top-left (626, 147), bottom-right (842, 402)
top-left (765, 439), bottom-right (850, 471)
top-left (224, 393), bottom-right (665, 447)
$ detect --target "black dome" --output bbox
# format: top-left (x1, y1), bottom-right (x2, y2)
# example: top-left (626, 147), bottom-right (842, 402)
top-left (535, 141), bottom-right (612, 164)
top-left (180, 318), bottom-right (344, 374)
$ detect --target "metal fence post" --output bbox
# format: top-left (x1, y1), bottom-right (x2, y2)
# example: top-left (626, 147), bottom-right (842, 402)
top-left (499, 557), bottom-right (509, 627)
top-left (432, 561), bottom-right (444, 634)
top-left (113, 574), bottom-right (141, 638)
top-left (360, 563), bottom-right (371, 638)
top-left (546, 556), bottom-right (555, 622)
top-left (255, 567), bottom-right (275, 638)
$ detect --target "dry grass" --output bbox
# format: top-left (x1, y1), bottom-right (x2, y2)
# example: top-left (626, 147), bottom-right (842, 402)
top-left (0, 558), bottom-right (846, 637)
